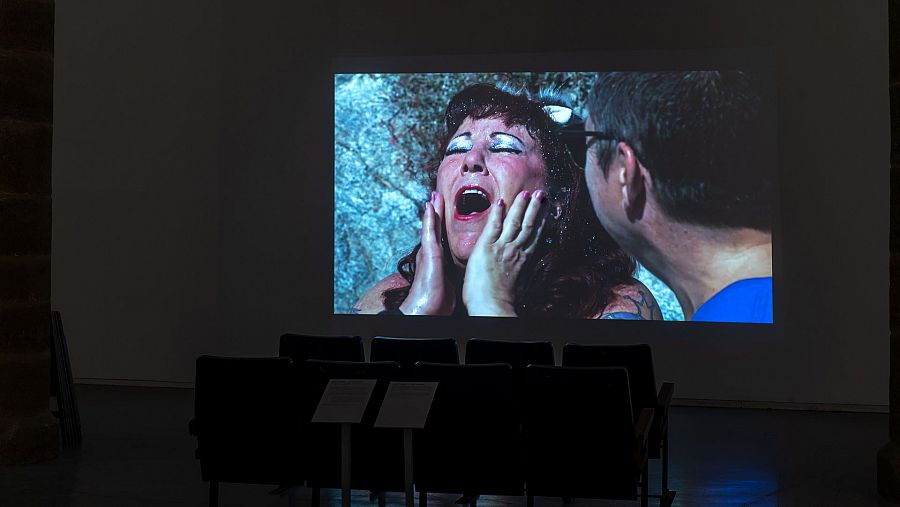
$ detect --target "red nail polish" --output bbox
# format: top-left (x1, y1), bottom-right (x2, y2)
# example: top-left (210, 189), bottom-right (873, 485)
top-left (498, 198), bottom-right (505, 207)
top-left (523, 191), bottom-right (531, 199)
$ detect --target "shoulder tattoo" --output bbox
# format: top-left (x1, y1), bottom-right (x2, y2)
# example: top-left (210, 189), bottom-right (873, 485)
top-left (600, 289), bottom-right (663, 320)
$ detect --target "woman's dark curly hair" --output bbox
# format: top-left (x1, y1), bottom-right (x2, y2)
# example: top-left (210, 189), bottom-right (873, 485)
top-left (383, 83), bottom-right (636, 318)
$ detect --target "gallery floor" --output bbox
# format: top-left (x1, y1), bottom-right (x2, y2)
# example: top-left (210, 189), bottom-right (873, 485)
top-left (0, 385), bottom-right (893, 507)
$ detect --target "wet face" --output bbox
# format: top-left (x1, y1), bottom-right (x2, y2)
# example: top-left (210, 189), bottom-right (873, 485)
top-left (436, 116), bottom-right (547, 267)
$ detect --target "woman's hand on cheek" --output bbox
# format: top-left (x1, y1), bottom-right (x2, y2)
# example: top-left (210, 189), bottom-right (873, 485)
top-left (462, 190), bottom-right (547, 317)
top-left (399, 192), bottom-right (456, 316)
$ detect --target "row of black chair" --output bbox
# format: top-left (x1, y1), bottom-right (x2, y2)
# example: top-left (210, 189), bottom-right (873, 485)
top-left (191, 335), bottom-right (674, 507)
top-left (282, 334), bottom-right (673, 503)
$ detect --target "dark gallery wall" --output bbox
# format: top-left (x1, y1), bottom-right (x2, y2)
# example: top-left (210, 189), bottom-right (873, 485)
top-left (52, 0), bottom-right (889, 406)
top-left (52, 0), bottom-right (222, 384)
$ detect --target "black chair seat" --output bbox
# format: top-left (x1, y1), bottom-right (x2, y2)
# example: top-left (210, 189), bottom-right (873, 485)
top-left (411, 362), bottom-right (523, 498)
top-left (192, 355), bottom-right (302, 506)
top-left (561, 343), bottom-right (675, 503)
top-left (522, 365), bottom-right (652, 505)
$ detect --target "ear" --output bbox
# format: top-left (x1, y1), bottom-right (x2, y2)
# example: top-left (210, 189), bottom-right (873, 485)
top-left (617, 142), bottom-right (647, 220)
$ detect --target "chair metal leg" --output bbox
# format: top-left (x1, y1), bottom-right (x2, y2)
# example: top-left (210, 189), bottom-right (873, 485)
top-left (526, 494), bottom-right (534, 507)
top-left (641, 458), bottom-right (649, 507)
top-left (662, 427), bottom-right (669, 494)
top-left (379, 491), bottom-right (386, 507)
top-left (209, 480), bottom-right (219, 507)
top-left (661, 426), bottom-right (676, 507)
top-left (419, 491), bottom-right (427, 507)
top-left (312, 486), bottom-right (321, 507)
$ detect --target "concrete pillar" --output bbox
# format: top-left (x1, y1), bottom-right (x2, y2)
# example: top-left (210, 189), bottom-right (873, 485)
top-left (0, 0), bottom-right (59, 465)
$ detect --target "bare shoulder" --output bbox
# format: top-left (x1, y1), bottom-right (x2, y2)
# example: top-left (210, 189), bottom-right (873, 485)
top-left (595, 279), bottom-right (664, 320)
top-left (352, 273), bottom-right (409, 314)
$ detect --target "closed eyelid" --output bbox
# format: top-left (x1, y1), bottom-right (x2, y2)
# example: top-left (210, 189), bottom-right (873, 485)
top-left (446, 137), bottom-right (473, 152)
top-left (491, 132), bottom-right (524, 144)
top-left (490, 133), bottom-right (525, 150)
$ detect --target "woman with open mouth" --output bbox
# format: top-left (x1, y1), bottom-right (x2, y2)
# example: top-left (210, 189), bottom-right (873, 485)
top-left (354, 83), bottom-right (661, 320)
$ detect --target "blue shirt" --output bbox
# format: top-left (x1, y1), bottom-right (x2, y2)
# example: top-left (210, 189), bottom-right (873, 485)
top-left (691, 277), bottom-right (773, 324)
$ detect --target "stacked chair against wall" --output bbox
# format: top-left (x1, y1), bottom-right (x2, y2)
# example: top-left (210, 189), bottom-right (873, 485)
top-left (50, 311), bottom-right (82, 449)
top-left (191, 356), bottom-right (301, 507)
top-left (410, 363), bottom-right (522, 507)
top-left (521, 365), bottom-right (653, 507)
top-left (369, 337), bottom-right (459, 368)
top-left (302, 359), bottom-right (405, 507)
top-left (561, 343), bottom-right (675, 506)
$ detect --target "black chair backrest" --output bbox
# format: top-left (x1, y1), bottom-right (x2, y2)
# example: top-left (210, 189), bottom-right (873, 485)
top-left (522, 365), bottom-right (636, 499)
top-left (410, 362), bottom-right (521, 495)
top-left (465, 339), bottom-right (554, 369)
top-left (194, 355), bottom-right (301, 485)
top-left (562, 343), bottom-right (657, 416)
top-left (465, 339), bottom-right (554, 421)
top-left (369, 337), bottom-right (459, 368)
top-left (303, 359), bottom-right (405, 491)
top-left (279, 333), bottom-right (364, 363)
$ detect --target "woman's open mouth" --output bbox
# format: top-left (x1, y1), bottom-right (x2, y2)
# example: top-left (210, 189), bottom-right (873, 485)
top-left (454, 186), bottom-right (492, 221)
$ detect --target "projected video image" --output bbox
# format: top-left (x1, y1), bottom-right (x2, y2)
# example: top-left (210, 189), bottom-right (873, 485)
top-left (335, 71), bottom-right (774, 323)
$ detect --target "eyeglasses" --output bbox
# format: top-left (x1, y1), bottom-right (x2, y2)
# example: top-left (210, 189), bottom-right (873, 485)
top-left (556, 126), bottom-right (618, 168)
top-left (557, 127), bottom-right (617, 143)
top-left (541, 104), bottom-right (618, 167)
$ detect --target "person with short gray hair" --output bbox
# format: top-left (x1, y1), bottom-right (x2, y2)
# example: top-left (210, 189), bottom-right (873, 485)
top-left (582, 71), bottom-right (773, 323)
